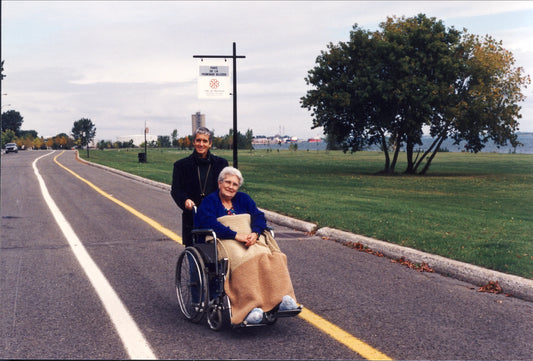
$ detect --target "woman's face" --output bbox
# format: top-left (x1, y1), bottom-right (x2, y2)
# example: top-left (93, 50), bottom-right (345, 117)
top-left (219, 175), bottom-right (240, 200)
top-left (193, 133), bottom-right (212, 158)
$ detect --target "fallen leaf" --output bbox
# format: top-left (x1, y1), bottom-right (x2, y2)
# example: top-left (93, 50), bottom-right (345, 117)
top-left (478, 281), bottom-right (503, 294)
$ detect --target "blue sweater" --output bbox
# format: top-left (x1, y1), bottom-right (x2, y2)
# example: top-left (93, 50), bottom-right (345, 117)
top-left (194, 191), bottom-right (267, 239)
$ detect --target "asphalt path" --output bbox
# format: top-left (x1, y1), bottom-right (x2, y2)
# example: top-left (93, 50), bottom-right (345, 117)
top-left (1, 150), bottom-right (532, 360)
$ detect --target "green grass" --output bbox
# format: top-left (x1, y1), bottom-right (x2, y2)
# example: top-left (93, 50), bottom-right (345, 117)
top-left (79, 148), bottom-right (533, 279)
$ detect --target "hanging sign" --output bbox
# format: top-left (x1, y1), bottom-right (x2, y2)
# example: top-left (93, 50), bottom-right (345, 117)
top-left (198, 63), bottom-right (231, 99)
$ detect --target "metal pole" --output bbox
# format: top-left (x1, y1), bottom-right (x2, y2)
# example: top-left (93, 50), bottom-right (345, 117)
top-left (232, 42), bottom-right (238, 168)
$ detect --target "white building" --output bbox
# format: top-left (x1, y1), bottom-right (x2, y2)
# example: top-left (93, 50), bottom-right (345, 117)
top-left (116, 134), bottom-right (158, 146)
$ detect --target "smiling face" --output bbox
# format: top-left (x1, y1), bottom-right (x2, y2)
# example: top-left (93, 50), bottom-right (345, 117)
top-left (193, 133), bottom-right (212, 158)
top-left (218, 175), bottom-right (240, 201)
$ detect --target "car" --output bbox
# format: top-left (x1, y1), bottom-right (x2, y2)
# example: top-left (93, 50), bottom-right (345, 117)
top-left (5, 143), bottom-right (18, 153)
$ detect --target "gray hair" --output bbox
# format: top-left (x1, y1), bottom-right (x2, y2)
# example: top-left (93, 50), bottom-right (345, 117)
top-left (218, 166), bottom-right (243, 187)
top-left (194, 127), bottom-right (213, 142)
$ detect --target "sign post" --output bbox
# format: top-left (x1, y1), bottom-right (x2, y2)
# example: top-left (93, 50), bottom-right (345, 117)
top-left (194, 42), bottom-right (245, 168)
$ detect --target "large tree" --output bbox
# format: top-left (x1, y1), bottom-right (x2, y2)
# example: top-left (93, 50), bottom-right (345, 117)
top-left (1, 110), bottom-right (24, 135)
top-left (71, 118), bottom-right (96, 148)
top-left (301, 26), bottom-right (393, 167)
top-left (413, 32), bottom-right (530, 174)
top-left (379, 15), bottom-right (463, 174)
top-left (301, 14), bottom-right (530, 174)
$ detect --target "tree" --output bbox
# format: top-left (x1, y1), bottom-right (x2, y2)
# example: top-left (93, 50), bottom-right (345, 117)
top-left (378, 15), bottom-right (463, 174)
top-left (32, 136), bottom-right (44, 150)
top-left (243, 129), bottom-right (254, 150)
top-left (19, 130), bottom-right (38, 139)
top-left (158, 135), bottom-right (171, 148)
top-left (414, 32), bottom-right (530, 174)
top-left (1, 110), bottom-right (24, 135)
top-left (301, 24), bottom-right (404, 172)
top-left (51, 133), bottom-right (73, 149)
top-left (171, 129), bottom-right (179, 147)
top-left (212, 129), bottom-right (253, 150)
top-left (71, 118), bottom-right (96, 149)
top-left (1, 129), bottom-right (16, 145)
top-left (301, 14), bottom-right (530, 174)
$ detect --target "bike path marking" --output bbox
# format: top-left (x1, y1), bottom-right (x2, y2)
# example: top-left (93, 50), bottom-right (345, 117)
top-left (58, 151), bottom-right (392, 360)
top-left (34, 151), bottom-right (156, 359)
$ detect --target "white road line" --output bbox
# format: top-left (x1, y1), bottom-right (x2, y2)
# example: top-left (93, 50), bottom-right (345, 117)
top-left (33, 152), bottom-right (156, 360)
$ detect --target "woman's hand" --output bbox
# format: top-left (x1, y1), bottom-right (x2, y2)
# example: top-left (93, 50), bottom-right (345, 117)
top-left (235, 232), bottom-right (258, 247)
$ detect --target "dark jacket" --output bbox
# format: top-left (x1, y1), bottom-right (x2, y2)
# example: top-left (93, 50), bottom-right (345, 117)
top-left (171, 151), bottom-right (228, 246)
top-left (171, 151), bottom-right (228, 211)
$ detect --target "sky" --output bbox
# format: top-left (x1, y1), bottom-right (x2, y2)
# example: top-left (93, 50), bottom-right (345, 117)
top-left (2, 1), bottom-right (533, 142)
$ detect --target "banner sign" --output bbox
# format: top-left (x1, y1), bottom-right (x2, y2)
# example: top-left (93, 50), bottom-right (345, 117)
top-left (198, 64), bottom-right (231, 99)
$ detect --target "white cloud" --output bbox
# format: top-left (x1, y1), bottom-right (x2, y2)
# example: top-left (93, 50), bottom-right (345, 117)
top-left (3, 1), bottom-right (533, 141)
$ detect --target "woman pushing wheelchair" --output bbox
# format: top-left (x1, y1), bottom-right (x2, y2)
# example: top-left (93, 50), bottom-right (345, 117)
top-left (194, 166), bottom-right (300, 325)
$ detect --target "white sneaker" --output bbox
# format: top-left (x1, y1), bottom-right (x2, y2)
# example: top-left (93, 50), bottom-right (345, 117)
top-left (244, 308), bottom-right (264, 324)
top-left (279, 295), bottom-right (298, 311)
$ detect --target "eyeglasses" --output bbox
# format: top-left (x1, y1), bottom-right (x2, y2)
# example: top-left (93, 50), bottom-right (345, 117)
top-left (222, 179), bottom-right (240, 188)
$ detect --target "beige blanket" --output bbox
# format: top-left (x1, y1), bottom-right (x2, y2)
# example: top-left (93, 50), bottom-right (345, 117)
top-left (217, 214), bottom-right (297, 324)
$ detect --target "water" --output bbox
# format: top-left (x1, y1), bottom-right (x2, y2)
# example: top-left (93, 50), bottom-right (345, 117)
top-left (253, 133), bottom-right (533, 154)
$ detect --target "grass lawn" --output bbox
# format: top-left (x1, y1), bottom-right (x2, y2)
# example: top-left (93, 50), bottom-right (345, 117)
top-left (79, 148), bottom-right (533, 279)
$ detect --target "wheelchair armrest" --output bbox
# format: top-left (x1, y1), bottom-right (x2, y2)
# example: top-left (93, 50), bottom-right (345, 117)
top-left (264, 226), bottom-right (274, 238)
top-left (191, 229), bottom-right (217, 245)
top-left (191, 228), bottom-right (216, 236)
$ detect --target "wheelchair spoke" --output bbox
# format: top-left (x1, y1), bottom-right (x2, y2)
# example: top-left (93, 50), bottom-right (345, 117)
top-left (175, 247), bottom-right (207, 323)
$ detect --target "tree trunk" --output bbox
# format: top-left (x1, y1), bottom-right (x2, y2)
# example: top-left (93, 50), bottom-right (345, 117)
top-left (389, 137), bottom-right (402, 174)
top-left (404, 141), bottom-right (415, 174)
top-left (419, 136), bottom-right (446, 175)
top-left (380, 132), bottom-right (390, 173)
top-left (413, 136), bottom-right (441, 173)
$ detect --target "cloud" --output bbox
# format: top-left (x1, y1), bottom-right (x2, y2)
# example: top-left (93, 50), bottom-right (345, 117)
top-left (3, 1), bottom-right (533, 141)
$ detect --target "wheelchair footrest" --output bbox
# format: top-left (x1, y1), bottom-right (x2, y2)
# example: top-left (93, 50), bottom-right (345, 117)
top-left (234, 322), bottom-right (268, 328)
top-left (232, 305), bottom-right (303, 328)
top-left (275, 305), bottom-right (303, 318)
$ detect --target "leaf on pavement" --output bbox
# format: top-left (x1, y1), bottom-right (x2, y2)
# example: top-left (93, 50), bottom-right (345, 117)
top-left (478, 280), bottom-right (503, 294)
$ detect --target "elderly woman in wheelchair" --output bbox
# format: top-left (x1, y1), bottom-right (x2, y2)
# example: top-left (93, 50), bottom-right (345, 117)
top-left (175, 166), bottom-right (301, 330)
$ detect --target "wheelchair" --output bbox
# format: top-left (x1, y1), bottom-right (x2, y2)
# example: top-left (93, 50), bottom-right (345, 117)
top-left (175, 225), bottom-right (302, 331)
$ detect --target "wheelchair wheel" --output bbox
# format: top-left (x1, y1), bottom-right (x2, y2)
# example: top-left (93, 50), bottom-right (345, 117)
top-left (175, 247), bottom-right (207, 323)
top-left (207, 295), bottom-right (231, 331)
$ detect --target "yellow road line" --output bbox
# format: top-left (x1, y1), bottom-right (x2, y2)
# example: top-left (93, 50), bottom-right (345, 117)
top-left (299, 308), bottom-right (392, 360)
top-left (54, 151), bottom-right (182, 245)
top-left (57, 151), bottom-right (392, 360)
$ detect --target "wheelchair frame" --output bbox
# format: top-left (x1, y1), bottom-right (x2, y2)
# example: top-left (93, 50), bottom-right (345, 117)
top-left (175, 226), bottom-right (302, 331)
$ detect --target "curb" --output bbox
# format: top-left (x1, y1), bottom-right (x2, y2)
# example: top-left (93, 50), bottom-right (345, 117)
top-left (260, 209), bottom-right (317, 234)
top-left (75, 151), bottom-right (170, 191)
top-left (77, 152), bottom-right (533, 303)
top-left (316, 227), bottom-right (533, 303)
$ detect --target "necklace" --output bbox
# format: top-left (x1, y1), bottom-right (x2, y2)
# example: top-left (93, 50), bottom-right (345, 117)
top-left (197, 163), bottom-right (212, 198)
top-left (222, 199), bottom-right (234, 215)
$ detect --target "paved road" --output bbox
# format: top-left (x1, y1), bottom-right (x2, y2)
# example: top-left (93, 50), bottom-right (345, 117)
top-left (1, 150), bottom-right (532, 360)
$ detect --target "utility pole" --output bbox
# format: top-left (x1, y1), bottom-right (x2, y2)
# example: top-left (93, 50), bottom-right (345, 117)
top-left (193, 42), bottom-right (245, 168)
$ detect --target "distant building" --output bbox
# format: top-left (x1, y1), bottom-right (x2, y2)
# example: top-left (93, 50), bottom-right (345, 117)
top-left (116, 134), bottom-right (158, 146)
top-left (252, 135), bottom-right (300, 145)
top-left (192, 112), bottom-right (205, 134)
